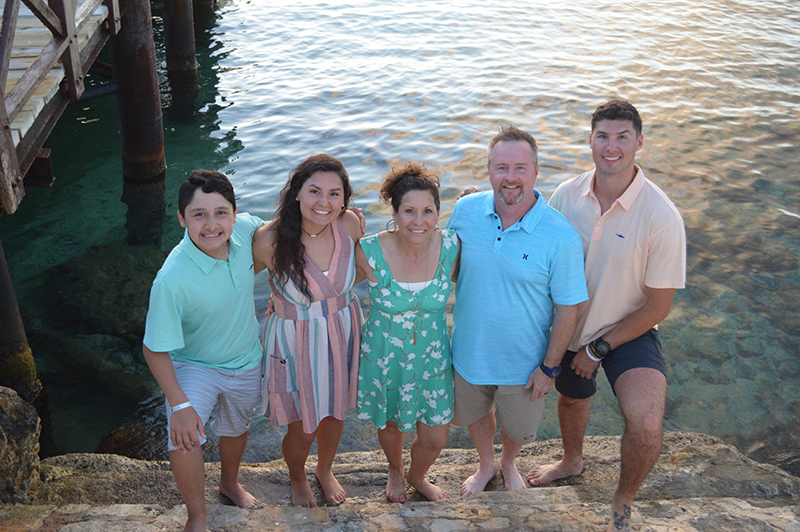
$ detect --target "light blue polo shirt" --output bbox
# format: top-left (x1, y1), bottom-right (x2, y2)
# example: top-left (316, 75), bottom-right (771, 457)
top-left (447, 190), bottom-right (587, 385)
top-left (143, 212), bottom-right (265, 371)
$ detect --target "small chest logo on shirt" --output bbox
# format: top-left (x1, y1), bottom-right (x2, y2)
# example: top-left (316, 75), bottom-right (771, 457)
top-left (522, 253), bottom-right (529, 260)
top-left (615, 233), bottom-right (626, 239)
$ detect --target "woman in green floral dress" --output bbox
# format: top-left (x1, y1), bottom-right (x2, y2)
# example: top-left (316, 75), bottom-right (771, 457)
top-left (355, 163), bottom-right (459, 502)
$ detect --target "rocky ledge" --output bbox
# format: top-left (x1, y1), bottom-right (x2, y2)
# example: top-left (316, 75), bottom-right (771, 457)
top-left (1, 432), bottom-right (799, 531)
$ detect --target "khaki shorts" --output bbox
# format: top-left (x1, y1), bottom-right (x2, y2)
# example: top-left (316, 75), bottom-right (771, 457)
top-left (452, 370), bottom-right (544, 445)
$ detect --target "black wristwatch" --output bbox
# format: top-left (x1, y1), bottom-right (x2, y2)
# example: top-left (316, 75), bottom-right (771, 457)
top-left (589, 337), bottom-right (612, 360)
top-left (539, 361), bottom-right (562, 378)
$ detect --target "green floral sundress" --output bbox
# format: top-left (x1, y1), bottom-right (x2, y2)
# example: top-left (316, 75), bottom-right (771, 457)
top-left (356, 229), bottom-right (458, 431)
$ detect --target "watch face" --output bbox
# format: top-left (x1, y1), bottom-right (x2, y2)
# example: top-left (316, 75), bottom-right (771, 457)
top-left (541, 363), bottom-right (561, 378)
top-left (596, 340), bottom-right (611, 357)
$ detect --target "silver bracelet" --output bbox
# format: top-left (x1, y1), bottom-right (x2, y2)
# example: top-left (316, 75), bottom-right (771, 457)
top-left (171, 401), bottom-right (192, 413)
top-left (585, 344), bottom-right (602, 362)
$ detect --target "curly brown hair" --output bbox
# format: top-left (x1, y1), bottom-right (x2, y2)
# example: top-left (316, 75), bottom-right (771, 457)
top-left (380, 162), bottom-right (440, 214)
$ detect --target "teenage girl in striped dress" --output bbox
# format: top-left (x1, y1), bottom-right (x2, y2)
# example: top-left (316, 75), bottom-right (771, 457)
top-left (253, 154), bottom-right (364, 507)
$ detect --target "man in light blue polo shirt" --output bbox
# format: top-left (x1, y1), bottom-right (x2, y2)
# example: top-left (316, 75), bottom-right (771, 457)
top-left (447, 125), bottom-right (587, 495)
top-left (143, 170), bottom-right (265, 531)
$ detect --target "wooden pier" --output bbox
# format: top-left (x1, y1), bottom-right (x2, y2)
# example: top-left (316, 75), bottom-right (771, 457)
top-left (1, 0), bottom-right (172, 424)
top-left (0, 0), bottom-right (119, 215)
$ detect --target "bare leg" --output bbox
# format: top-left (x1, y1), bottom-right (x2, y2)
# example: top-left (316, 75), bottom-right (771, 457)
top-left (169, 447), bottom-right (207, 532)
top-left (378, 422), bottom-right (406, 502)
top-left (406, 422), bottom-right (449, 501)
top-left (461, 412), bottom-right (498, 495)
top-left (499, 429), bottom-right (525, 491)
top-left (283, 421), bottom-right (317, 507)
top-left (606, 368), bottom-right (666, 532)
top-left (315, 416), bottom-right (347, 504)
top-left (218, 432), bottom-right (260, 508)
top-left (527, 394), bottom-right (589, 486)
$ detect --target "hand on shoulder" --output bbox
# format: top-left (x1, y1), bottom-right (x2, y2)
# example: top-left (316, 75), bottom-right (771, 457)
top-left (341, 208), bottom-right (364, 243)
top-left (253, 222), bottom-right (278, 275)
top-left (457, 186), bottom-right (480, 200)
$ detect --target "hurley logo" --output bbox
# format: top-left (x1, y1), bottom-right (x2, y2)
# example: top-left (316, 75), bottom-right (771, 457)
top-left (615, 233), bottom-right (626, 239)
top-left (522, 253), bottom-right (529, 260)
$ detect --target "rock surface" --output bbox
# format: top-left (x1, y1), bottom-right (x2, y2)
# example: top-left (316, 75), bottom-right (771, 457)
top-left (2, 432), bottom-right (799, 530)
top-left (0, 387), bottom-right (40, 503)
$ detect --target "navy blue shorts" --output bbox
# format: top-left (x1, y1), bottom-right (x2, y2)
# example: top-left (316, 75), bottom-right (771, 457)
top-left (555, 329), bottom-right (666, 399)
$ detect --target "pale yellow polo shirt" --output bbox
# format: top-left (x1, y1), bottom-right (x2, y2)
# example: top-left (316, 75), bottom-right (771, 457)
top-left (549, 166), bottom-right (686, 352)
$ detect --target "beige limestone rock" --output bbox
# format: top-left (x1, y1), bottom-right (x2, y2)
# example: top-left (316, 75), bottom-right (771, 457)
top-left (0, 386), bottom-right (40, 503)
top-left (0, 432), bottom-right (798, 531)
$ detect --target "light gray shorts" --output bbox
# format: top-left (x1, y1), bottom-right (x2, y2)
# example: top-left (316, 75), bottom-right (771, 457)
top-left (166, 360), bottom-right (262, 452)
top-left (452, 370), bottom-right (544, 445)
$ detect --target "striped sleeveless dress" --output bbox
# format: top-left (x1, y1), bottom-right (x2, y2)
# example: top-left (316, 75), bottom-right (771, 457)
top-left (262, 218), bottom-right (362, 434)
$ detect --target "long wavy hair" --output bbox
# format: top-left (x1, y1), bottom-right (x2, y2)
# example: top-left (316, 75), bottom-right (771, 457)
top-left (273, 154), bottom-right (352, 298)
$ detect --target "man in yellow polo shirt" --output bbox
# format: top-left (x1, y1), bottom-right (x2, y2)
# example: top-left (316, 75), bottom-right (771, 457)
top-left (527, 100), bottom-right (686, 532)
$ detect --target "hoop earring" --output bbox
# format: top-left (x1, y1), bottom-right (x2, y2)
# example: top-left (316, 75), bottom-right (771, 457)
top-left (386, 218), bottom-right (398, 232)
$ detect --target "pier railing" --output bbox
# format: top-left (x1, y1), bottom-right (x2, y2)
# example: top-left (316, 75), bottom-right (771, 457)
top-left (0, 0), bottom-right (119, 215)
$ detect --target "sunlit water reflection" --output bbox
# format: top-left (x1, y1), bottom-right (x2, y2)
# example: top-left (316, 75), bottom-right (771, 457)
top-left (1, 0), bottom-right (798, 471)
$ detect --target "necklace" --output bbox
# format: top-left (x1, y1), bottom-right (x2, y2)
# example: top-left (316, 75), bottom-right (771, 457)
top-left (301, 223), bottom-right (329, 238)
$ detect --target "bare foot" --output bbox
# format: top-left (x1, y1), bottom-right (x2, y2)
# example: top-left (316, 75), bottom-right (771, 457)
top-left (407, 475), bottom-right (448, 501)
top-left (315, 469), bottom-right (346, 505)
top-left (526, 459), bottom-right (583, 486)
top-left (607, 503), bottom-right (632, 531)
top-left (289, 474), bottom-right (317, 507)
top-left (460, 464), bottom-right (497, 495)
top-left (219, 481), bottom-right (262, 509)
top-left (500, 461), bottom-right (526, 491)
top-left (386, 466), bottom-right (406, 503)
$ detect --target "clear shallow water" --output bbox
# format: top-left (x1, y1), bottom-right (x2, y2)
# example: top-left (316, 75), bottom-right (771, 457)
top-left (1, 0), bottom-right (799, 467)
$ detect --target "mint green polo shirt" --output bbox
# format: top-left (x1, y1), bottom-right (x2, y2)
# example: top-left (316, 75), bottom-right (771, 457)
top-left (143, 212), bottom-right (265, 371)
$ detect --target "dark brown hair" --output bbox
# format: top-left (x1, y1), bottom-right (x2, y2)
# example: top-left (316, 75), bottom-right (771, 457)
top-left (380, 162), bottom-right (440, 213)
top-left (591, 100), bottom-right (643, 137)
top-left (178, 169), bottom-right (236, 216)
top-left (273, 154), bottom-right (352, 297)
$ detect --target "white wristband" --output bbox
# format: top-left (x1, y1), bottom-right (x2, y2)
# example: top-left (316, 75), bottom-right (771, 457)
top-left (585, 345), bottom-right (602, 362)
top-left (171, 401), bottom-right (192, 413)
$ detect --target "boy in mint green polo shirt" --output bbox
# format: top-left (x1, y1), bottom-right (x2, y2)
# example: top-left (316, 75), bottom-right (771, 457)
top-left (143, 170), bottom-right (264, 531)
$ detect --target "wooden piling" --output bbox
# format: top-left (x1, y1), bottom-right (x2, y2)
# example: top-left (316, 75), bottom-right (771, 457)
top-left (110, 0), bottom-right (166, 246)
top-left (0, 235), bottom-right (41, 405)
top-left (164, 0), bottom-right (197, 78)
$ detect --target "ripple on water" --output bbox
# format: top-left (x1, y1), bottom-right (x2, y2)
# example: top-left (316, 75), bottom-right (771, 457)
top-left (1, 0), bottom-right (799, 466)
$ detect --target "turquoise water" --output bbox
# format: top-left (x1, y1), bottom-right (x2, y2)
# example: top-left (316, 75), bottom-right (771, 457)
top-left (1, 0), bottom-right (799, 469)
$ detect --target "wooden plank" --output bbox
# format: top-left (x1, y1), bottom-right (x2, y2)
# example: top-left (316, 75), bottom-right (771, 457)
top-left (21, 0), bottom-right (65, 37)
top-left (1, 0), bottom-right (22, 91)
top-left (3, 1), bottom-right (106, 118)
top-left (0, 86), bottom-right (24, 214)
top-left (2, 0), bottom-right (111, 213)
top-left (50, 0), bottom-right (84, 101)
